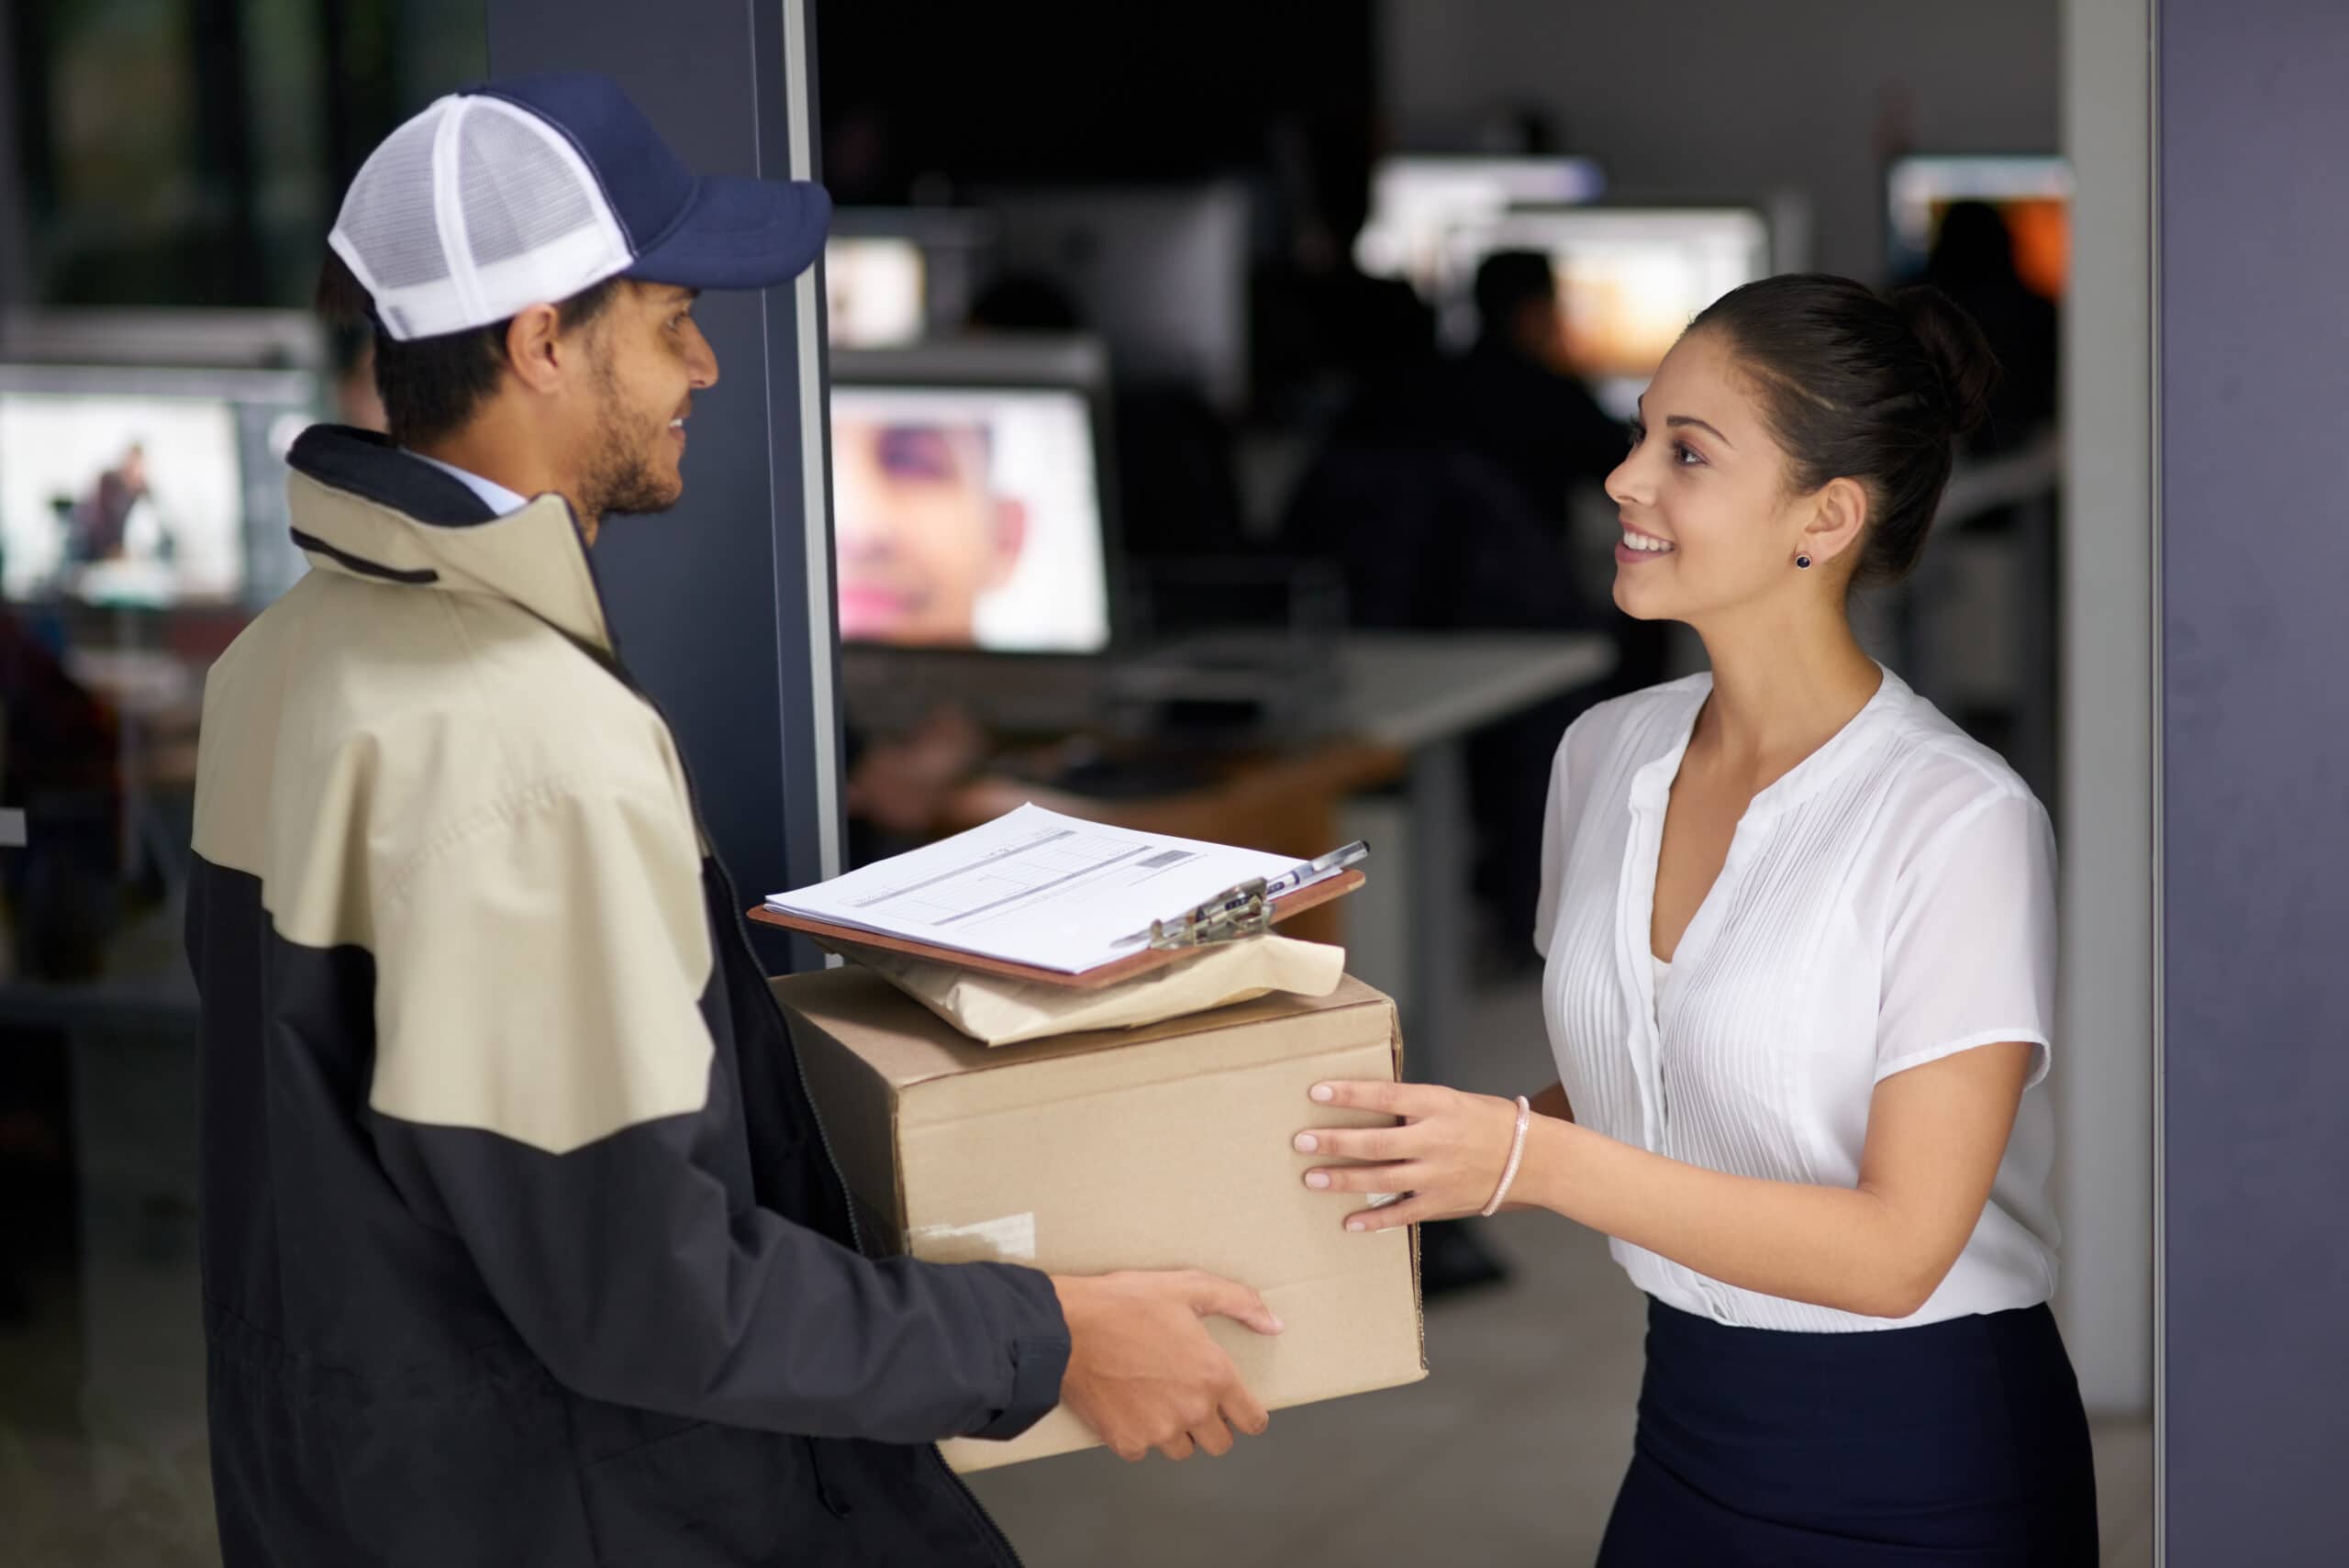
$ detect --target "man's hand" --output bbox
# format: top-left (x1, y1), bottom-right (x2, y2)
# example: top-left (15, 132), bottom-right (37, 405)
top-left (1049, 1270), bottom-right (1282, 1462)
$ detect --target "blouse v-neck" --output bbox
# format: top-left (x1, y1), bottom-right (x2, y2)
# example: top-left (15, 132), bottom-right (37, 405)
top-left (1640, 665), bottom-right (1894, 979)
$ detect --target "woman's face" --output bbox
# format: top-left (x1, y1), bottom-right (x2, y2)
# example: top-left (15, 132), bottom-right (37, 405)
top-left (1603, 328), bottom-right (1842, 628)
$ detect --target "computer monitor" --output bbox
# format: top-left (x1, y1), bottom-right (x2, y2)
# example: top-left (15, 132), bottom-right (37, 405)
top-left (824, 208), bottom-right (1000, 348)
top-left (1885, 155), bottom-right (2072, 300)
top-left (824, 238), bottom-right (928, 349)
top-left (1355, 154), bottom-right (1608, 297)
top-left (1438, 206), bottom-right (1773, 417)
top-left (0, 362), bottom-right (322, 609)
top-left (982, 183), bottom-right (1252, 409)
top-left (829, 339), bottom-right (1115, 656)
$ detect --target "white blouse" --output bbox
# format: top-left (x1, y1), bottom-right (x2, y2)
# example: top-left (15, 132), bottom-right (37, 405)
top-left (1535, 665), bottom-right (2061, 1332)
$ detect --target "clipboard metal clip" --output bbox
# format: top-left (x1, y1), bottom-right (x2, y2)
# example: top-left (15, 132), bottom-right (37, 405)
top-left (1144, 877), bottom-right (1275, 951)
top-left (1133, 840), bottom-right (1371, 951)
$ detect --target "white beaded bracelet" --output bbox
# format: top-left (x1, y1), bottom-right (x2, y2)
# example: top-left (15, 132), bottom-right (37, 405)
top-left (1480, 1095), bottom-right (1533, 1217)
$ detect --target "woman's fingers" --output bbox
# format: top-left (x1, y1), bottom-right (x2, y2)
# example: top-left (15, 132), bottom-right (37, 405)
top-left (1347, 1195), bottom-right (1438, 1232)
top-left (1308, 1079), bottom-right (1452, 1118)
top-left (1291, 1123), bottom-right (1414, 1160)
top-left (1304, 1161), bottom-right (1422, 1194)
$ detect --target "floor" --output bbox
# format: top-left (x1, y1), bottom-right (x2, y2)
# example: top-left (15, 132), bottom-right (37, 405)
top-left (0, 974), bottom-right (2154, 1565)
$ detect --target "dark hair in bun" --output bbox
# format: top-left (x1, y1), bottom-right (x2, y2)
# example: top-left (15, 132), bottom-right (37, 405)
top-left (1689, 272), bottom-right (2001, 587)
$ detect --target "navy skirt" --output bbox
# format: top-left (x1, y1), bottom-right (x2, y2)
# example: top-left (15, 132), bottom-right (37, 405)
top-left (1598, 1297), bottom-right (2099, 1565)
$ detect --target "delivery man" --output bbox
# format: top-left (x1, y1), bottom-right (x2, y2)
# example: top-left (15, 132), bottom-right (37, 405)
top-left (186, 72), bottom-right (1281, 1567)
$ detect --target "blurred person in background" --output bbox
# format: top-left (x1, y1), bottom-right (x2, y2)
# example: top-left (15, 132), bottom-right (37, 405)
top-left (189, 72), bottom-right (1282, 1568)
top-left (1292, 274), bottom-right (2098, 1562)
top-left (67, 441), bottom-right (158, 564)
top-left (1440, 250), bottom-right (1628, 536)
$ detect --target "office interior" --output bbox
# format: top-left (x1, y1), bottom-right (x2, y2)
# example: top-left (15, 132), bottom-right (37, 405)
top-left (0, 2), bottom-right (2151, 1563)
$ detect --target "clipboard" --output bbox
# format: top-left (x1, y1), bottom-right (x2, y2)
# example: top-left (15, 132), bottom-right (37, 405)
top-left (748, 868), bottom-right (1364, 992)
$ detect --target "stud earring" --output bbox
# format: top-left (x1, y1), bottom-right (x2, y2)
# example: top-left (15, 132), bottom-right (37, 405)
top-left (1796, 554), bottom-right (1813, 570)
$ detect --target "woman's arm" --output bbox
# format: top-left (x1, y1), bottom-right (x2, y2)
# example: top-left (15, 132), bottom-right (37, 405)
top-left (1296, 1042), bottom-right (2032, 1320)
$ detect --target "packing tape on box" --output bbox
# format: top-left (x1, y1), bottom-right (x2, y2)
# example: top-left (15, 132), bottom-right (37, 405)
top-left (907, 1212), bottom-right (1039, 1265)
top-left (841, 934), bottom-right (1347, 1047)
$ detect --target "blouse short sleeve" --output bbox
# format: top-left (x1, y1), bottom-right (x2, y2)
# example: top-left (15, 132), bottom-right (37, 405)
top-left (1875, 788), bottom-right (2059, 1088)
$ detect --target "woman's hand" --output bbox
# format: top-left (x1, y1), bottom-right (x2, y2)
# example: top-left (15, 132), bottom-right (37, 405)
top-left (1291, 1081), bottom-right (1525, 1232)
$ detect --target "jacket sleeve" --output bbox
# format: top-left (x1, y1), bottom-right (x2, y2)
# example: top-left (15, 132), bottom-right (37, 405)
top-left (362, 777), bottom-right (1069, 1444)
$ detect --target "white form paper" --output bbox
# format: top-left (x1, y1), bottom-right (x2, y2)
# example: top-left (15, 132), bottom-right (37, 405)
top-left (764, 804), bottom-right (1302, 973)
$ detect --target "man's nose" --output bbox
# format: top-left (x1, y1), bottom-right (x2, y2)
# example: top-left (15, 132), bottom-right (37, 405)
top-left (687, 325), bottom-right (719, 390)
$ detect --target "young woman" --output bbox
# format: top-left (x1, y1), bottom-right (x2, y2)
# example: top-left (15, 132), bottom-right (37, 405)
top-left (1293, 274), bottom-right (2099, 1562)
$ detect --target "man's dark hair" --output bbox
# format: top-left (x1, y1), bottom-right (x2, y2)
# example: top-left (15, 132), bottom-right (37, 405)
top-left (316, 252), bottom-right (624, 447)
top-left (1473, 250), bottom-right (1558, 338)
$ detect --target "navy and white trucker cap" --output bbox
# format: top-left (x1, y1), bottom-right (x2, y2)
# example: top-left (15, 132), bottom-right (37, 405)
top-left (328, 72), bottom-right (830, 341)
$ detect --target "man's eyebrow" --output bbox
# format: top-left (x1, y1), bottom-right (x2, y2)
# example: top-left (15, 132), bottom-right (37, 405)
top-left (1665, 415), bottom-right (1732, 448)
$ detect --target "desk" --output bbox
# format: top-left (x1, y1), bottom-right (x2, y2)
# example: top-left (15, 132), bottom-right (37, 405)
top-left (1328, 634), bottom-right (1614, 1068)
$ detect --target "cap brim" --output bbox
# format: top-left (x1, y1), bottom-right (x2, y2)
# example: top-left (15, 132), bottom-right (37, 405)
top-left (623, 175), bottom-right (831, 291)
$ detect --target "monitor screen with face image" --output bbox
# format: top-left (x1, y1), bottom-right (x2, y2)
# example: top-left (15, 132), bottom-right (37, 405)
top-left (0, 363), bottom-right (321, 609)
top-left (829, 365), bottom-right (1112, 656)
top-left (1438, 206), bottom-right (1773, 417)
top-left (1886, 155), bottom-right (2072, 301)
top-left (1355, 154), bottom-right (1609, 298)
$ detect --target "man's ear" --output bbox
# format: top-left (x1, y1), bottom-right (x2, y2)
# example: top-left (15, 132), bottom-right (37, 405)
top-left (1803, 475), bottom-right (1871, 568)
top-left (502, 303), bottom-right (569, 395)
top-left (984, 498), bottom-right (1030, 589)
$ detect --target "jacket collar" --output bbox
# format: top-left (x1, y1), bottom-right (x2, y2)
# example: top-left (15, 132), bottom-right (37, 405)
top-left (284, 426), bottom-right (617, 656)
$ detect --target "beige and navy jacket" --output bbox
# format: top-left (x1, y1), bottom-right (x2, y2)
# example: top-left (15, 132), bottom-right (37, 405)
top-left (187, 427), bottom-right (1065, 1567)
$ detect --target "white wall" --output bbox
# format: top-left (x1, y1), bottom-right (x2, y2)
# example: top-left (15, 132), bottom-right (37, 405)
top-left (2058, 0), bottom-right (2154, 1419)
top-left (1377, 0), bottom-right (2061, 281)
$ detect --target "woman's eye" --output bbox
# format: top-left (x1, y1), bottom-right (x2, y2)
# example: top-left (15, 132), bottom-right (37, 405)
top-left (1625, 422), bottom-right (1644, 449)
top-left (1674, 442), bottom-right (1704, 467)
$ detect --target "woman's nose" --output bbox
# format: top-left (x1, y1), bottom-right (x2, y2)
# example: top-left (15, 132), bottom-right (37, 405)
top-left (1604, 451), bottom-right (1644, 507)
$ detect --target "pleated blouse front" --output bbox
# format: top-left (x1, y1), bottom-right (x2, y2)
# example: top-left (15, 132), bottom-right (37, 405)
top-left (1534, 666), bottom-right (2062, 1332)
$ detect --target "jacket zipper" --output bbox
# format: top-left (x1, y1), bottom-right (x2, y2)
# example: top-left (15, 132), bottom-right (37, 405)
top-left (563, 528), bottom-right (1031, 1564)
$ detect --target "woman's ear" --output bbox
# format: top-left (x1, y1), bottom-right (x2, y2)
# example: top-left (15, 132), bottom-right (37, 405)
top-left (1803, 476), bottom-right (1872, 568)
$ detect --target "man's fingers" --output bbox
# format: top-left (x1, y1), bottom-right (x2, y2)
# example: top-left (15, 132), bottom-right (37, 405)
top-left (1308, 1079), bottom-right (1446, 1118)
top-left (1190, 1419), bottom-right (1235, 1459)
top-left (1185, 1273), bottom-right (1286, 1335)
top-left (1305, 1162), bottom-right (1421, 1195)
top-left (1222, 1379), bottom-right (1271, 1438)
top-left (1155, 1432), bottom-right (1196, 1462)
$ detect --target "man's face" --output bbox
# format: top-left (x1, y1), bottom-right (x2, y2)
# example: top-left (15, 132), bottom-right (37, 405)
top-left (831, 417), bottom-right (1026, 647)
top-left (569, 282), bottom-right (717, 521)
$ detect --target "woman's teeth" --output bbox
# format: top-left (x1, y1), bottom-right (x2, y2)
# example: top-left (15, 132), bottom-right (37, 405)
top-left (1623, 533), bottom-right (1675, 553)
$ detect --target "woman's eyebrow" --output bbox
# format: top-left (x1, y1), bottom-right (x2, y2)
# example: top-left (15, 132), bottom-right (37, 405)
top-left (1665, 415), bottom-right (1733, 448)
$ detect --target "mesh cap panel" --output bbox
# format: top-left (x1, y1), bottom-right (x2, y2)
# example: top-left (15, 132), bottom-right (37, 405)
top-left (335, 110), bottom-right (452, 292)
top-left (459, 104), bottom-right (601, 268)
top-left (330, 95), bottom-right (630, 342)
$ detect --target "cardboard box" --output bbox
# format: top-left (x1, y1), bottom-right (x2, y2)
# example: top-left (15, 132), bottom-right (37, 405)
top-left (771, 967), bottom-right (1428, 1472)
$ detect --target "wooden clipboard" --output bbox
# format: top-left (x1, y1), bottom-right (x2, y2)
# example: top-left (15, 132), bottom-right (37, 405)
top-left (748, 868), bottom-right (1364, 992)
